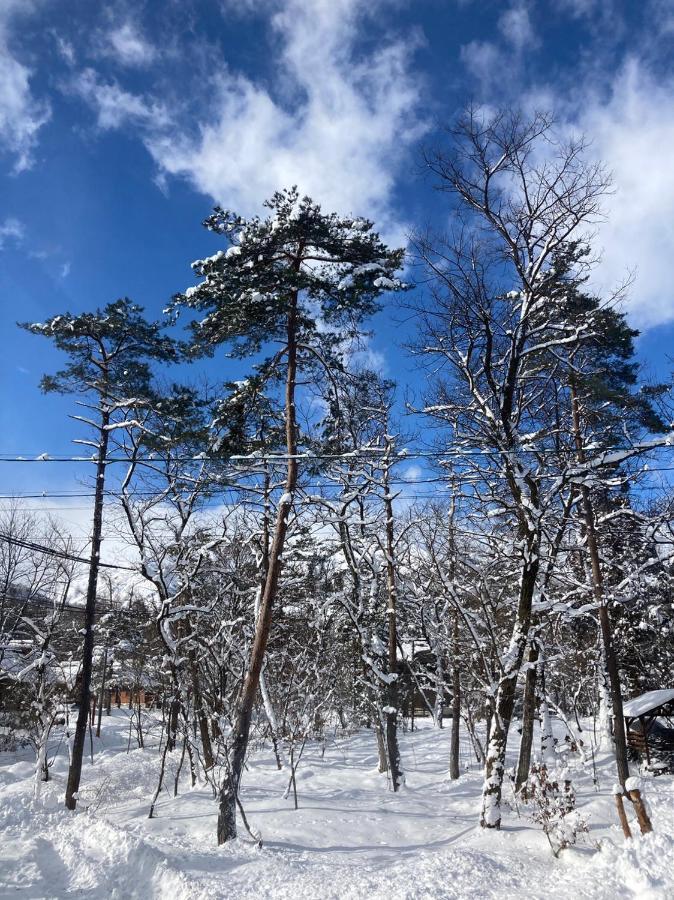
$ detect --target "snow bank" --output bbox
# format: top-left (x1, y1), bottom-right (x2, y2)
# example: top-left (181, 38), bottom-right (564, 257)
top-left (1, 712), bottom-right (673, 899)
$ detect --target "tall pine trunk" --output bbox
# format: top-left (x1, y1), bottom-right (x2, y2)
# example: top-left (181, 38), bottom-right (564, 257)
top-left (217, 293), bottom-right (299, 844)
top-left (65, 407), bottom-right (109, 810)
top-left (570, 376), bottom-right (629, 786)
top-left (256, 471), bottom-right (285, 771)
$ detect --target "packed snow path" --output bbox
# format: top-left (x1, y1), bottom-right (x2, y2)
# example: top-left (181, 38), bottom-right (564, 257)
top-left (1, 712), bottom-right (673, 899)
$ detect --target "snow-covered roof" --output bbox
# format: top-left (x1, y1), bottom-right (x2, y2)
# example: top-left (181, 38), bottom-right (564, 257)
top-left (623, 689), bottom-right (674, 718)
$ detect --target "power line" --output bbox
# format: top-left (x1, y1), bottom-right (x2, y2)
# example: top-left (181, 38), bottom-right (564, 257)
top-left (0, 533), bottom-right (137, 572)
top-left (0, 591), bottom-right (140, 616)
top-left (0, 443), bottom-right (673, 464)
top-left (0, 476), bottom-right (454, 498)
top-left (2, 465), bottom-right (674, 504)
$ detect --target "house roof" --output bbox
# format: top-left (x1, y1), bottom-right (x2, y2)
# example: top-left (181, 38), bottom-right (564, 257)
top-left (623, 689), bottom-right (674, 718)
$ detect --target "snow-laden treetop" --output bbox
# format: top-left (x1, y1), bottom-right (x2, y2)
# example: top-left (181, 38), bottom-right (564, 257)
top-left (170, 187), bottom-right (407, 360)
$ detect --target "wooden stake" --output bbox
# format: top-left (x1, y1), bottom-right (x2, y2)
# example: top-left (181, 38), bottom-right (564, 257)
top-left (627, 787), bottom-right (653, 835)
top-left (613, 787), bottom-right (633, 839)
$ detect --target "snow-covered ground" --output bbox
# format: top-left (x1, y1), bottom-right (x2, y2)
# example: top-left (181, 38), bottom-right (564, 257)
top-left (1, 712), bottom-right (672, 899)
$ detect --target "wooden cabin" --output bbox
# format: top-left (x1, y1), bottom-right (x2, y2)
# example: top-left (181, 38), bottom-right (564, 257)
top-left (398, 646), bottom-right (453, 722)
top-left (105, 682), bottom-right (162, 709)
top-left (624, 688), bottom-right (674, 773)
top-left (109, 685), bottom-right (161, 709)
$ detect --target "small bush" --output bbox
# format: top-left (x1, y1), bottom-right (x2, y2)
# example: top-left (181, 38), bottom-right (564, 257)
top-left (524, 761), bottom-right (589, 856)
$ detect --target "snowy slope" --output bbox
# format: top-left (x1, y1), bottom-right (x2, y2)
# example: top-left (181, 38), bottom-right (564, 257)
top-left (1, 712), bottom-right (672, 899)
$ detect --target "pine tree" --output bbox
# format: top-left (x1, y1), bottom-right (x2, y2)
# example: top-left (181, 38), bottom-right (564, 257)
top-left (550, 252), bottom-right (668, 787)
top-left (20, 299), bottom-right (177, 810)
top-left (172, 187), bottom-right (405, 843)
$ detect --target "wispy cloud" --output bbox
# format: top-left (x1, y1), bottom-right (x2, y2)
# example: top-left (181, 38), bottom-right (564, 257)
top-left (457, 4), bottom-right (674, 330)
top-left (460, 1), bottom-right (536, 96)
top-left (0, 1), bottom-right (50, 172)
top-left (71, 0), bottom-right (425, 241)
top-left (578, 60), bottom-right (674, 329)
top-left (98, 20), bottom-right (157, 68)
top-left (0, 216), bottom-right (24, 249)
top-left (68, 68), bottom-right (170, 130)
top-left (498, 2), bottom-right (536, 52)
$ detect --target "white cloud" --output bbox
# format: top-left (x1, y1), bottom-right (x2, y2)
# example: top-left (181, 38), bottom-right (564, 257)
top-left (556, 0), bottom-right (616, 18)
top-left (100, 21), bottom-right (156, 68)
top-left (402, 463), bottom-right (423, 482)
top-left (350, 344), bottom-right (388, 374)
top-left (0, 2), bottom-right (50, 172)
top-left (458, 8), bottom-right (674, 331)
top-left (0, 216), bottom-right (24, 249)
top-left (460, 3), bottom-right (536, 96)
top-left (54, 34), bottom-right (76, 66)
top-left (524, 62), bottom-right (674, 330)
top-left (576, 60), bottom-right (674, 329)
top-left (498, 3), bottom-right (536, 51)
top-left (69, 1), bottom-right (423, 240)
top-left (60, 261), bottom-right (71, 278)
top-left (144, 0), bottom-right (425, 236)
top-left (69, 68), bottom-right (170, 130)
top-left (459, 40), bottom-right (501, 93)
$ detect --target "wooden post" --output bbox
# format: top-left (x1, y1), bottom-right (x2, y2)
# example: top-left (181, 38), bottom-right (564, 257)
top-left (613, 786), bottom-right (633, 839)
top-left (626, 778), bottom-right (653, 835)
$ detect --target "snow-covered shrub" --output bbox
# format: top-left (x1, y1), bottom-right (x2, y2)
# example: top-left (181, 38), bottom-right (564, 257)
top-left (524, 762), bottom-right (589, 856)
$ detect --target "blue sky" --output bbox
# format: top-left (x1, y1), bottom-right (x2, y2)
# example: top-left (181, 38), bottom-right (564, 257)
top-left (2, 0), bottom-right (674, 509)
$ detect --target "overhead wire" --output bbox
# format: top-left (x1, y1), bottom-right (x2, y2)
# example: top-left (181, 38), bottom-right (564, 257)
top-left (0, 532), bottom-right (137, 571)
top-left (0, 442), bottom-right (673, 464)
top-left (1, 463), bottom-right (673, 505)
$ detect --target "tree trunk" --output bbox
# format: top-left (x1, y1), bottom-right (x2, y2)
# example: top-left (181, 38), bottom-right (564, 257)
top-left (570, 375), bottom-right (629, 786)
top-left (376, 720), bottom-right (389, 773)
top-left (65, 409), bottom-right (109, 810)
top-left (433, 651), bottom-right (445, 728)
top-left (537, 652), bottom-right (556, 768)
top-left (480, 558), bottom-right (538, 828)
top-left (515, 640), bottom-right (539, 791)
top-left (217, 291), bottom-right (299, 844)
top-left (449, 615), bottom-right (461, 780)
top-left (614, 790), bottom-right (633, 839)
top-left (254, 476), bottom-right (286, 772)
top-left (188, 640), bottom-right (214, 772)
top-left (597, 646), bottom-right (613, 750)
top-left (136, 692), bottom-right (144, 749)
top-left (382, 436), bottom-right (403, 792)
top-left (597, 602), bottom-right (629, 785)
top-left (96, 647), bottom-right (107, 738)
